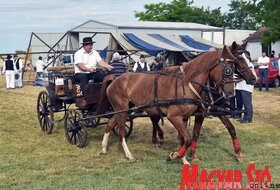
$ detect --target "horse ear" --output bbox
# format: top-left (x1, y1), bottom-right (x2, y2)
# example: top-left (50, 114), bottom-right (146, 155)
top-left (221, 45), bottom-right (228, 54)
top-left (231, 41), bottom-right (237, 52)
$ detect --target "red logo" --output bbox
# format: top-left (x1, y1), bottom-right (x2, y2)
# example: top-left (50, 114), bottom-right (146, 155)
top-left (180, 164), bottom-right (272, 190)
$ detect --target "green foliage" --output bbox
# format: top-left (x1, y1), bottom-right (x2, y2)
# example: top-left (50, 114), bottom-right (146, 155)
top-left (254, 0), bottom-right (280, 44)
top-left (134, 0), bottom-right (280, 44)
top-left (15, 50), bottom-right (26, 54)
top-left (224, 0), bottom-right (259, 30)
top-left (134, 0), bottom-right (225, 27)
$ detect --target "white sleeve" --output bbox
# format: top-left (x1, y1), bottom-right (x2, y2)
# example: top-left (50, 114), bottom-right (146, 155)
top-left (2, 62), bottom-right (5, 73)
top-left (74, 51), bottom-right (83, 65)
top-left (95, 51), bottom-right (102, 63)
top-left (13, 60), bottom-right (17, 71)
top-left (19, 59), bottom-right (23, 70)
top-left (147, 63), bottom-right (151, 71)
top-left (133, 62), bottom-right (138, 72)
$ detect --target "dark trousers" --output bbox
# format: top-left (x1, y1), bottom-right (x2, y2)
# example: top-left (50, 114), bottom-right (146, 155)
top-left (236, 90), bottom-right (243, 118)
top-left (240, 90), bottom-right (253, 121)
top-left (259, 68), bottom-right (269, 91)
top-left (74, 71), bottom-right (107, 95)
top-left (229, 96), bottom-right (236, 117)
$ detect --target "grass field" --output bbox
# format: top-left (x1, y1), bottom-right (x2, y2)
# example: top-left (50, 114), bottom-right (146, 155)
top-left (0, 75), bottom-right (279, 190)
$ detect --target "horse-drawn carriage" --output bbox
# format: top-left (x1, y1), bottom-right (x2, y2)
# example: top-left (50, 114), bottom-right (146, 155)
top-left (36, 43), bottom-right (257, 163)
top-left (36, 66), bottom-right (134, 148)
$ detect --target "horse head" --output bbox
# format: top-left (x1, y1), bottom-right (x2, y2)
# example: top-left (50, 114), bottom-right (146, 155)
top-left (230, 41), bottom-right (257, 85)
top-left (208, 45), bottom-right (236, 99)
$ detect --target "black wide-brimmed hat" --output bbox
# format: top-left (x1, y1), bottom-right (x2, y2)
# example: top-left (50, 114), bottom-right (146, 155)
top-left (81, 37), bottom-right (96, 45)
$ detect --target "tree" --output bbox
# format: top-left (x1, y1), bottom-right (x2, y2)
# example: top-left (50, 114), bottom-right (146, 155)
top-left (134, 0), bottom-right (225, 27)
top-left (254, 0), bottom-right (280, 44)
top-left (224, 0), bottom-right (259, 30)
top-left (15, 50), bottom-right (26, 54)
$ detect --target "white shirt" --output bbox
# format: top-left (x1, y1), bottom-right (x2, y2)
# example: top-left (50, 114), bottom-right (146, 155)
top-left (257, 56), bottom-right (269, 69)
top-left (235, 62), bottom-right (254, 93)
top-left (74, 48), bottom-right (102, 74)
top-left (236, 80), bottom-right (254, 93)
top-left (36, 60), bottom-right (45, 72)
top-left (14, 58), bottom-right (23, 72)
top-left (133, 61), bottom-right (151, 71)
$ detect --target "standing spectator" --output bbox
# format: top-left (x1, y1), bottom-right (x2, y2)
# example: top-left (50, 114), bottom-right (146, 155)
top-left (2, 54), bottom-right (16, 89)
top-left (257, 52), bottom-right (269, 91)
top-left (278, 53), bottom-right (280, 76)
top-left (133, 55), bottom-right (150, 72)
top-left (270, 50), bottom-right (275, 58)
top-left (153, 55), bottom-right (164, 71)
top-left (236, 62), bottom-right (255, 123)
top-left (108, 52), bottom-right (127, 76)
top-left (35, 56), bottom-right (45, 79)
top-left (14, 54), bottom-right (23, 88)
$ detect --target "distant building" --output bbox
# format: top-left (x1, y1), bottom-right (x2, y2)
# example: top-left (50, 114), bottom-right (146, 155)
top-left (244, 27), bottom-right (280, 59)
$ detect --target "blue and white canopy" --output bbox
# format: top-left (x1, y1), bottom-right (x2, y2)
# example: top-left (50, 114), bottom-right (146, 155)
top-left (109, 32), bottom-right (222, 55)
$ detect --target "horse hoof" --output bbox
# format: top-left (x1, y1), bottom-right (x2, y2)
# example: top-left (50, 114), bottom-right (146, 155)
top-left (153, 143), bottom-right (161, 148)
top-left (235, 154), bottom-right (244, 162)
top-left (99, 151), bottom-right (107, 155)
top-left (128, 158), bottom-right (137, 163)
top-left (167, 151), bottom-right (179, 162)
top-left (159, 139), bottom-right (164, 145)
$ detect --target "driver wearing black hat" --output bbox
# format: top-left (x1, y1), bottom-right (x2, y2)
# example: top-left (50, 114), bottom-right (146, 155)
top-left (74, 37), bottom-right (114, 96)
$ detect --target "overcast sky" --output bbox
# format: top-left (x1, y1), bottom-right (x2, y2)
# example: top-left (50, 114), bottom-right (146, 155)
top-left (0, 0), bottom-right (231, 53)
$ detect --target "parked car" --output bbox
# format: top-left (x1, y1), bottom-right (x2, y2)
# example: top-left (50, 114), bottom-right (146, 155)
top-left (252, 57), bottom-right (280, 88)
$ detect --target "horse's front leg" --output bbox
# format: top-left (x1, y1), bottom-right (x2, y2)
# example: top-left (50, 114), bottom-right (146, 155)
top-left (167, 112), bottom-right (193, 164)
top-left (100, 115), bottom-right (117, 155)
top-left (189, 115), bottom-right (204, 162)
top-left (219, 115), bottom-right (244, 162)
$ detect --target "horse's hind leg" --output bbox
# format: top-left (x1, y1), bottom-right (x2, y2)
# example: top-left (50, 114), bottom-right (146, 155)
top-left (150, 116), bottom-right (164, 146)
top-left (117, 112), bottom-right (135, 162)
top-left (100, 115), bottom-right (117, 155)
top-left (219, 115), bottom-right (244, 162)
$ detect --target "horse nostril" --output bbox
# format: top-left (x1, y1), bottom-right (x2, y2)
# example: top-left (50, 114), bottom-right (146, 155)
top-left (251, 77), bottom-right (256, 84)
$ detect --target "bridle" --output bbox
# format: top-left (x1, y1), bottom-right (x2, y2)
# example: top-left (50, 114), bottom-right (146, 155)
top-left (208, 57), bottom-right (236, 89)
top-left (234, 50), bottom-right (253, 79)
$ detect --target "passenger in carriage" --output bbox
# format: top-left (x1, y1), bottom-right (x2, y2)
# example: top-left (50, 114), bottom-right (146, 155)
top-left (132, 54), bottom-right (150, 72)
top-left (74, 37), bottom-right (114, 94)
top-left (108, 52), bottom-right (127, 76)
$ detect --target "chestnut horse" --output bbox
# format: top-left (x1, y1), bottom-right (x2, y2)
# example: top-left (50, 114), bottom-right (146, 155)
top-left (188, 43), bottom-right (257, 162)
top-left (151, 42), bottom-right (257, 162)
top-left (98, 46), bottom-right (241, 162)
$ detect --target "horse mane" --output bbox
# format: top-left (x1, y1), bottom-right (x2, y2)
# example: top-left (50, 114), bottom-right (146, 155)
top-left (160, 50), bottom-right (222, 79)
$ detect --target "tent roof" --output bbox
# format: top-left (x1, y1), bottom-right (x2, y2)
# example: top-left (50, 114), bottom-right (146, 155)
top-left (70, 19), bottom-right (223, 32)
top-left (110, 32), bottom-right (222, 56)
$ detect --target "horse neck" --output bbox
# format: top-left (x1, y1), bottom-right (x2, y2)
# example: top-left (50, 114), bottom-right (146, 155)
top-left (182, 51), bottom-right (220, 85)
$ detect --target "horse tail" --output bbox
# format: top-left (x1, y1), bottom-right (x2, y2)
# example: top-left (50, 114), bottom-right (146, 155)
top-left (96, 75), bottom-right (116, 115)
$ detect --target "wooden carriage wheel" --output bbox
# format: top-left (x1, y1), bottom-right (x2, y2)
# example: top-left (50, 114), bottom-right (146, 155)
top-left (112, 119), bottom-right (134, 138)
top-left (37, 91), bottom-right (54, 134)
top-left (64, 109), bottom-right (87, 148)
